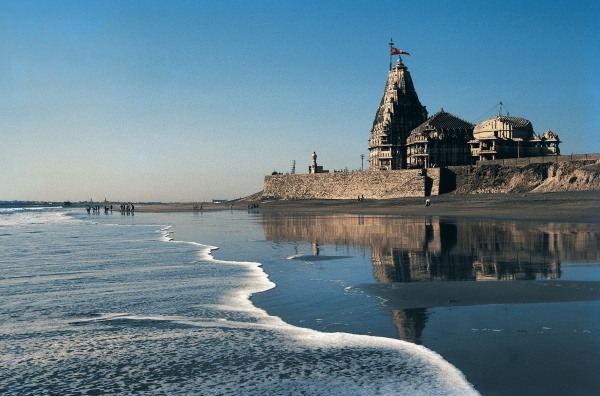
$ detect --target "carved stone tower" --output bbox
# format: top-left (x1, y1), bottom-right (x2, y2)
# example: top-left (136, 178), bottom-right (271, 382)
top-left (369, 58), bottom-right (428, 170)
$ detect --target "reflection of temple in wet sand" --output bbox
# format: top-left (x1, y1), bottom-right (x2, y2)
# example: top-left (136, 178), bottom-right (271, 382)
top-left (262, 214), bottom-right (600, 283)
top-left (262, 215), bottom-right (600, 343)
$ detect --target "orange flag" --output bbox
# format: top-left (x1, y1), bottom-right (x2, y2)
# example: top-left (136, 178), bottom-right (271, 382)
top-left (391, 47), bottom-right (410, 56)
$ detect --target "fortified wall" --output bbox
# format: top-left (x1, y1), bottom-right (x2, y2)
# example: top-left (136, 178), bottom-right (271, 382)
top-left (263, 168), bottom-right (441, 200)
top-left (262, 155), bottom-right (600, 200)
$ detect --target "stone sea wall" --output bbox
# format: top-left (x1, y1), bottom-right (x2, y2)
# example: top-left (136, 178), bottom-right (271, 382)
top-left (263, 168), bottom-right (441, 200)
top-left (261, 157), bottom-right (600, 200)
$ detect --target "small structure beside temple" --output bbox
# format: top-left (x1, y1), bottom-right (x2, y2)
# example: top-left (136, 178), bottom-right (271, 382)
top-left (308, 151), bottom-right (328, 174)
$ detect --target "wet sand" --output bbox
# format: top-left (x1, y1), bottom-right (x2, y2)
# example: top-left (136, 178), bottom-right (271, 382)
top-left (135, 190), bottom-right (600, 223)
top-left (362, 280), bottom-right (600, 310)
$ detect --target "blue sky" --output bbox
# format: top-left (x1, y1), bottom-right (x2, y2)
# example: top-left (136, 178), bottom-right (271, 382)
top-left (1, 0), bottom-right (598, 202)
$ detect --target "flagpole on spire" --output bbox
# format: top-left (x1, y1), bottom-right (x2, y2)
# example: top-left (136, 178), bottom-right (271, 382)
top-left (389, 37), bottom-right (394, 71)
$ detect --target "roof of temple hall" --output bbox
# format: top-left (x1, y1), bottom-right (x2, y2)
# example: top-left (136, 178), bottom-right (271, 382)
top-left (475, 115), bottom-right (533, 130)
top-left (493, 115), bottom-right (531, 128)
top-left (410, 110), bottom-right (474, 134)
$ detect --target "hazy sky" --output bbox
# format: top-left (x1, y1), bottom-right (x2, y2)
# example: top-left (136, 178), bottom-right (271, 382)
top-left (1, 0), bottom-right (598, 202)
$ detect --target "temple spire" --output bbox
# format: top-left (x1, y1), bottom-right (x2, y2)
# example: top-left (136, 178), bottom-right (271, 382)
top-left (369, 52), bottom-right (427, 171)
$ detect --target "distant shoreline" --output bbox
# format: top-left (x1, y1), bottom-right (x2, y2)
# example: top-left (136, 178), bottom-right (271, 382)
top-left (133, 190), bottom-right (600, 223)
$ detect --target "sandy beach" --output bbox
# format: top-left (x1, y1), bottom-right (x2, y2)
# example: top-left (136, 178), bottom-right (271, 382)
top-left (362, 279), bottom-right (600, 309)
top-left (135, 190), bottom-right (600, 223)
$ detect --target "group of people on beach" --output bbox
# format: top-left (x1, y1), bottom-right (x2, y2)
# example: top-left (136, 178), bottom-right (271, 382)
top-left (120, 203), bottom-right (134, 213)
top-left (86, 205), bottom-right (105, 214)
top-left (86, 204), bottom-right (134, 215)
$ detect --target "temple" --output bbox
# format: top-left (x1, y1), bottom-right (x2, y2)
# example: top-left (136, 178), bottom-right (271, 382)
top-left (368, 48), bottom-right (560, 170)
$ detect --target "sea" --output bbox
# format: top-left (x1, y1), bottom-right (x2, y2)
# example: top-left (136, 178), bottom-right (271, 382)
top-left (1, 203), bottom-right (599, 395)
top-left (0, 204), bottom-right (476, 395)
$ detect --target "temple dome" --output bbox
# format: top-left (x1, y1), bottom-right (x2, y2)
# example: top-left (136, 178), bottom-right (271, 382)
top-left (410, 110), bottom-right (474, 137)
top-left (474, 115), bottom-right (534, 140)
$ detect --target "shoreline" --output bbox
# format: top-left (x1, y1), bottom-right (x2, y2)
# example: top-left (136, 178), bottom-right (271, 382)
top-left (124, 192), bottom-right (600, 395)
top-left (134, 190), bottom-right (600, 223)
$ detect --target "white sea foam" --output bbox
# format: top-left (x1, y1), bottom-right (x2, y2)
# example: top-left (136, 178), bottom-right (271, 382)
top-left (0, 207), bottom-right (70, 227)
top-left (162, 234), bottom-right (478, 395)
top-left (286, 252), bottom-right (306, 259)
top-left (0, 206), bottom-right (61, 213)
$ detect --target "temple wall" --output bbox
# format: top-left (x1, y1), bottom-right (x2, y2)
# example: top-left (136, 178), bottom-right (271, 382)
top-left (263, 168), bottom-right (441, 200)
top-left (262, 156), bottom-right (600, 200)
top-left (475, 153), bottom-right (600, 167)
top-left (448, 158), bottom-right (600, 194)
